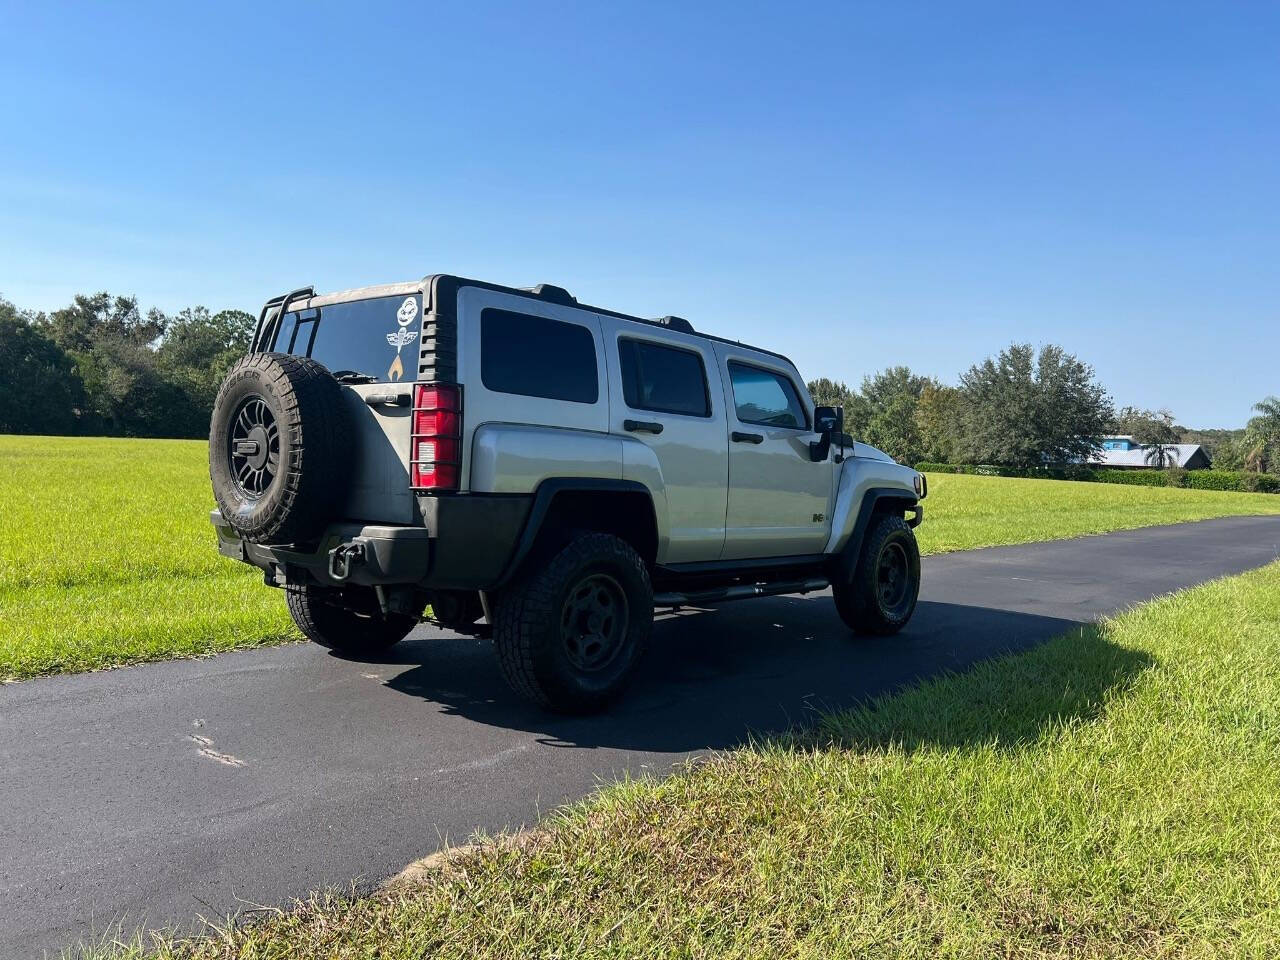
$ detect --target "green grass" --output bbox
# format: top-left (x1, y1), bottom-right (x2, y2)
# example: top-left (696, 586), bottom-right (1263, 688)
top-left (80, 561), bottom-right (1280, 958)
top-left (916, 471), bottom-right (1280, 555)
top-left (3, 436), bottom-right (1279, 682)
top-left (0, 436), bottom-right (296, 680)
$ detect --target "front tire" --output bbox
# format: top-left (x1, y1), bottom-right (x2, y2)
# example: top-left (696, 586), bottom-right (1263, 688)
top-left (493, 533), bottom-right (653, 713)
top-left (833, 513), bottom-right (921, 635)
top-left (286, 584), bottom-right (417, 657)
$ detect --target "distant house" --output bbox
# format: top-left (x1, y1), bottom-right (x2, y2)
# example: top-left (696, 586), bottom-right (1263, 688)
top-left (1091, 435), bottom-right (1212, 470)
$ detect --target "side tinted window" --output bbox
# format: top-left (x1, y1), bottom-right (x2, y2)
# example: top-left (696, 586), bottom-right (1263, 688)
top-left (480, 308), bottom-right (599, 404)
top-left (618, 338), bottom-right (711, 417)
top-left (728, 362), bottom-right (808, 429)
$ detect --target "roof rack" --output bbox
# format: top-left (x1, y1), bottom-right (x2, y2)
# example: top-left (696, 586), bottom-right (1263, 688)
top-left (521, 283), bottom-right (577, 306)
top-left (252, 285), bottom-right (313, 352)
top-left (650, 315), bottom-right (695, 334)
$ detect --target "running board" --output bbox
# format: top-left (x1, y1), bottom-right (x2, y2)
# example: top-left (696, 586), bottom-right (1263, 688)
top-left (654, 577), bottom-right (829, 609)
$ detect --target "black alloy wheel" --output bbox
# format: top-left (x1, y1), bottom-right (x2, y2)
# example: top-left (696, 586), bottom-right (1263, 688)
top-left (560, 573), bottom-right (629, 672)
top-left (876, 540), bottom-right (911, 616)
top-left (228, 397), bottom-right (280, 499)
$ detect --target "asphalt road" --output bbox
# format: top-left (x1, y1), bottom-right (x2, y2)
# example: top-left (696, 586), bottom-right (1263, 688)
top-left (4, 515), bottom-right (1280, 957)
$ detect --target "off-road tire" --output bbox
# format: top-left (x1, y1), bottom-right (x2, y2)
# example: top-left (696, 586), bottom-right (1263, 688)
top-left (286, 584), bottom-right (416, 656)
top-left (492, 533), bottom-right (653, 713)
top-left (833, 513), bottom-right (921, 635)
top-left (209, 353), bottom-right (351, 545)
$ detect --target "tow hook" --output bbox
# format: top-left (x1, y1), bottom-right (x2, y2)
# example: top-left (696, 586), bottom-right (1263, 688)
top-left (328, 541), bottom-right (366, 582)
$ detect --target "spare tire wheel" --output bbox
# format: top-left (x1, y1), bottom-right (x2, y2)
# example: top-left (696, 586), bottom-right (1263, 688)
top-left (209, 353), bottom-right (352, 545)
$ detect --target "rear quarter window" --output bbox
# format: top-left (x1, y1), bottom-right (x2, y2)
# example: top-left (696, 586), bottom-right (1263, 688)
top-left (480, 308), bottom-right (599, 404)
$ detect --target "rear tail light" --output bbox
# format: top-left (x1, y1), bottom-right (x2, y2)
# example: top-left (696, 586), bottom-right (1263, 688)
top-left (410, 383), bottom-right (461, 490)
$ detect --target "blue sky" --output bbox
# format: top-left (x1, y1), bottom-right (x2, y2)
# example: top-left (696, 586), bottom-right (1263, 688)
top-left (1, 2), bottom-right (1276, 427)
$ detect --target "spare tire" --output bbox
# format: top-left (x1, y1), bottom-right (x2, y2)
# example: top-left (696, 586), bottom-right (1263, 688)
top-left (209, 353), bottom-right (352, 545)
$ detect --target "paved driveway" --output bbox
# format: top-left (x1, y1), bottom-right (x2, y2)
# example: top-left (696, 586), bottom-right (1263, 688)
top-left (3, 515), bottom-right (1278, 957)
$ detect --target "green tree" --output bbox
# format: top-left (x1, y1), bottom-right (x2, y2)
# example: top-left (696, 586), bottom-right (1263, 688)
top-left (0, 298), bottom-right (84, 435)
top-left (957, 343), bottom-right (1113, 468)
top-left (806, 377), bottom-right (856, 408)
top-left (1245, 396), bottom-right (1280, 472)
top-left (863, 392), bottom-right (925, 465)
top-left (1131, 410), bottom-right (1181, 470)
top-left (156, 307), bottom-right (256, 435)
top-left (807, 367), bottom-right (941, 463)
top-left (915, 383), bottom-right (964, 463)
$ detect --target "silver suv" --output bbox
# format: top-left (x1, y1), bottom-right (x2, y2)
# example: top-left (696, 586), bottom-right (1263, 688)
top-left (209, 275), bottom-right (926, 712)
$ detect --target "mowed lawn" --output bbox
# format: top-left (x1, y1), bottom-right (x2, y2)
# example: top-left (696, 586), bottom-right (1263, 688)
top-left (0, 436), bottom-right (296, 681)
top-left (89, 561), bottom-right (1280, 959)
top-left (914, 470), bottom-right (1280, 554)
top-left (3, 435), bottom-right (1280, 681)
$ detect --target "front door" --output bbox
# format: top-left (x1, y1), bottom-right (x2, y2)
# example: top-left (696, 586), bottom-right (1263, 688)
top-left (716, 349), bottom-right (833, 559)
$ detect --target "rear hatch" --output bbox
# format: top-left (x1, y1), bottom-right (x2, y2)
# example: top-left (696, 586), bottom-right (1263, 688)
top-left (267, 287), bottom-right (423, 525)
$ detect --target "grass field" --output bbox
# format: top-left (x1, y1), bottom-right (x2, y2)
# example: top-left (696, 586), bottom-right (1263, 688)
top-left (4, 435), bottom-right (1280, 682)
top-left (82, 561), bottom-right (1280, 958)
top-left (0, 436), bottom-right (295, 681)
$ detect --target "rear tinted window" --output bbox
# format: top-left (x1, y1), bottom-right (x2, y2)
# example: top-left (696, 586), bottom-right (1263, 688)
top-left (618, 338), bottom-right (710, 417)
top-left (481, 308), bottom-right (598, 404)
top-left (273, 294), bottom-right (421, 383)
top-left (728, 362), bottom-right (808, 429)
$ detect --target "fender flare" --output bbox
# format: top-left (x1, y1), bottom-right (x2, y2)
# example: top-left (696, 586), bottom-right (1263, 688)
top-left (496, 478), bottom-right (658, 587)
top-left (833, 487), bottom-right (920, 584)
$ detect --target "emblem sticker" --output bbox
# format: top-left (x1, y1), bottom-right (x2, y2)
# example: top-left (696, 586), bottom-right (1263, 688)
top-left (386, 326), bottom-right (417, 382)
top-left (396, 297), bottom-right (419, 327)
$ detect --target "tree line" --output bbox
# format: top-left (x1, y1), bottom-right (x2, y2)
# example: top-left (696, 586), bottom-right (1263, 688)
top-left (2, 292), bottom-right (1277, 471)
top-left (809, 342), bottom-right (1280, 472)
top-left (1, 293), bottom-right (254, 438)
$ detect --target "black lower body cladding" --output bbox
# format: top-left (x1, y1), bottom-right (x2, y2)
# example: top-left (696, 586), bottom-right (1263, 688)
top-left (209, 353), bottom-right (352, 545)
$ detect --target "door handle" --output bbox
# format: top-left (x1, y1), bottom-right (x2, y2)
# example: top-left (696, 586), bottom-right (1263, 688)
top-left (731, 431), bottom-right (764, 444)
top-left (623, 419), bottom-right (664, 434)
top-left (364, 391), bottom-right (411, 407)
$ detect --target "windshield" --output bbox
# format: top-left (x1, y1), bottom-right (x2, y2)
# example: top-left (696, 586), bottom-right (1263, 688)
top-left (271, 293), bottom-right (422, 383)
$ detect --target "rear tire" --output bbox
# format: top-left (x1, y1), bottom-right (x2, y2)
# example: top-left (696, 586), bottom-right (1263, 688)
top-left (833, 513), bottom-right (921, 635)
top-left (286, 584), bottom-right (417, 657)
top-left (493, 533), bottom-right (652, 713)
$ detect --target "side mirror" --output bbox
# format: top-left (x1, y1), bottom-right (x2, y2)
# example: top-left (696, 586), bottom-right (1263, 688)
top-left (810, 405), bottom-right (844, 461)
top-left (813, 405), bottom-right (843, 435)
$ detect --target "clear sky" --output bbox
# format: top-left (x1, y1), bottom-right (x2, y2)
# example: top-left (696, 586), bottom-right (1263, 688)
top-left (1, 1), bottom-right (1276, 427)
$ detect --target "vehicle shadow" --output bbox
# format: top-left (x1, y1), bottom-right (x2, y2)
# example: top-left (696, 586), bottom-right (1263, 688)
top-left (369, 594), bottom-right (1151, 755)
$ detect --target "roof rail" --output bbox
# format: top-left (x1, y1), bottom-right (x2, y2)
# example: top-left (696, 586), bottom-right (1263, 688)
top-left (523, 283), bottom-right (577, 306)
top-left (650, 315), bottom-right (695, 334)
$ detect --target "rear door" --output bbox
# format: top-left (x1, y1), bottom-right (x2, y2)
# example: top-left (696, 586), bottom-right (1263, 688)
top-left (599, 319), bottom-right (728, 562)
top-left (714, 347), bottom-right (833, 559)
top-left (270, 289), bottom-right (421, 525)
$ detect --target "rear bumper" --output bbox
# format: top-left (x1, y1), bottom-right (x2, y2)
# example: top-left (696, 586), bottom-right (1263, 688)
top-left (211, 493), bottom-right (531, 590)
top-left (212, 511), bottom-right (433, 587)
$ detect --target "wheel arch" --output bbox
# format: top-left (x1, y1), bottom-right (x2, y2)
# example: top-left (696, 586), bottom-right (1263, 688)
top-left (831, 487), bottom-right (920, 584)
top-left (496, 478), bottom-right (660, 586)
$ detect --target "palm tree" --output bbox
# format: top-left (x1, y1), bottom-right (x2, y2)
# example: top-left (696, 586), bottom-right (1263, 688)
top-left (1143, 441), bottom-right (1177, 470)
top-left (1246, 397), bottom-right (1280, 472)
